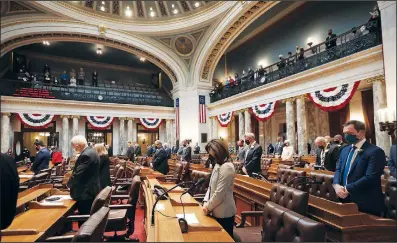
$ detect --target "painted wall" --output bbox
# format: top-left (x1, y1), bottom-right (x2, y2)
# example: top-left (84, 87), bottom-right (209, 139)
top-left (214, 1), bottom-right (376, 80)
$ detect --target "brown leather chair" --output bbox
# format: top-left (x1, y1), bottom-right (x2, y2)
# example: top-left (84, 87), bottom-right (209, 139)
top-left (45, 206), bottom-right (110, 242)
top-left (165, 162), bottom-right (184, 184)
top-left (189, 170), bottom-right (211, 196)
top-left (261, 159), bottom-right (272, 176)
top-left (111, 166), bottom-right (125, 187)
top-left (20, 172), bottom-right (50, 191)
top-left (106, 175), bottom-right (141, 240)
top-left (277, 168), bottom-right (306, 190)
top-left (308, 172), bottom-right (339, 202)
top-left (114, 166), bottom-right (141, 195)
top-left (191, 154), bottom-right (201, 164)
top-left (261, 201), bottom-right (326, 242)
top-left (385, 178), bottom-right (397, 220)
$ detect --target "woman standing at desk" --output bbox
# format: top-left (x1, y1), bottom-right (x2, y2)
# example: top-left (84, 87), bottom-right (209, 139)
top-left (202, 139), bottom-right (236, 237)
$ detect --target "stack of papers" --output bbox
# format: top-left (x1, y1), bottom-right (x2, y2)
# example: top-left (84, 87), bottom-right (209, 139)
top-left (176, 213), bottom-right (199, 225)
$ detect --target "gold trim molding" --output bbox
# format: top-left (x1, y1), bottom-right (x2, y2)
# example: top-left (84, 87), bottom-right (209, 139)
top-left (365, 74), bottom-right (385, 84)
top-left (60, 115), bottom-right (71, 119)
top-left (71, 115), bottom-right (80, 119)
top-left (1, 113), bottom-right (11, 117)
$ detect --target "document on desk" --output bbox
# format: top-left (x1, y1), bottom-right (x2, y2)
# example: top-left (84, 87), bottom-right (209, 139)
top-left (46, 195), bottom-right (72, 201)
top-left (19, 174), bottom-right (33, 178)
top-left (176, 213), bottom-right (199, 225)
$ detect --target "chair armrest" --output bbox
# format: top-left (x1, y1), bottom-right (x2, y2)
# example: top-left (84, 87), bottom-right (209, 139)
top-left (65, 214), bottom-right (90, 223)
top-left (45, 235), bottom-right (74, 242)
top-left (109, 204), bottom-right (133, 210)
top-left (235, 211), bottom-right (263, 228)
top-left (114, 182), bottom-right (131, 187)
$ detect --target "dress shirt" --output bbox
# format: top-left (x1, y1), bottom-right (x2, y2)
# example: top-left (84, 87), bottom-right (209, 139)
top-left (245, 141), bottom-right (256, 161)
top-left (342, 138), bottom-right (366, 186)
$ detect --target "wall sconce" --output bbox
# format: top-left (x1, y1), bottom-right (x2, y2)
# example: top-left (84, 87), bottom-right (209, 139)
top-left (377, 108), bottom-right (396, 139)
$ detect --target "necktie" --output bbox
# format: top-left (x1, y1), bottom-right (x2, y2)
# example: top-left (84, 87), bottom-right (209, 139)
top-left (342, 146), bottom-right (356, 186)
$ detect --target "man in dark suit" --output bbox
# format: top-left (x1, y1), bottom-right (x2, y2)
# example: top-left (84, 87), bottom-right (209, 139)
top-left (152, 140), bottom-right (169, 175)
top-left (126, 141), bottom-right (135, 162)
top-left (31, 140), bottom-right (50, 174)
top-left (315, 137), bottom-right (327, 167)
top-left (92, 70), bottom-right (98, 87)
top-left (133, 142), bottom-right (141, 157)
top-left (1, 154), bottom-right (19, 230)
top-left (181, 140), bottom-right (192, 162)
top-left (315, 136), bottom-right (338, 171)
top-left (274, 136), bottom-right (284, 155)
top-left (333, 120), bottom-right (386, 216)
top-left (325, 29), bottom-right (337, 49)
top-left (164, 143), bottom-right (172, 159)
top-left (67, 135), bottom-right (100, 219)
top-left (242, 133), bottom-right (263, 176)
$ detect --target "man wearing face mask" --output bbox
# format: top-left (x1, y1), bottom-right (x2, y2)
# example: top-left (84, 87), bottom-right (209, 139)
top-left (152, 140), bottom-right (169, 175)
top-left (333, 120), bottom-right (386, 216)
top-left (31, 140), bottom-right (50, 175)
top-left (242, 133), bottom-right (262, 177)
top-left (67, 135), bottom-right (100, 222)
top-left (315, 137), bottom-right (327, 168)
top-left (181, 139), bottom-right (192, 162)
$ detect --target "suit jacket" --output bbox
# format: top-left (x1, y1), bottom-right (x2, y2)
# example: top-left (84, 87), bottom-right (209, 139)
top-left (274, 142), bottom-right (284, 155)
top-left (244, 143), bottom-right (262, 176)
top-left (388, 144), bottom-right (397, 178)
top-left (98, 155), bottom-right (111, 190)
top-left (181, 146), bottom-right (192, 162)
top-left (126, 146), bottom-right (135, 161)
top-left (67, 147), bottom-right (100, 201)
top-left (1, 154), bottom-right (19, 229)
top-left (165, 147), bottom-right (172, 159)
top-left (326, 34), bottom-right (337, 49)
top-left (152, 148), bottom-right (169, 175)
top-left (204, 162), bottom-right (236, 218)
top-left (237, 147), bottom-right (246, 162)
top-left (333, 141), bottom-right (386, 215)
top-left (134, 146), bottom-right (141, 156)
top-left (31, 148), bottom-right (50, 174)
top-left (267, 144), bottom-right (275, 154)
top-left (107, 146), bottom-right (113, 157)
top-left (194, 145), bottom-right (200, 154)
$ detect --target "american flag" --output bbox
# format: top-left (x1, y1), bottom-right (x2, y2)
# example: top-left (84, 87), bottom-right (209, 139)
top-left (175, 98), bottom-right (180, 140)
top-left (199, 95), bottom-right (206, 123)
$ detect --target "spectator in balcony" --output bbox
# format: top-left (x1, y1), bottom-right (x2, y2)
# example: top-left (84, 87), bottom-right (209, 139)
top-left (225, 77), bottom-right (230, 88)
top-left (325, 29), bottom-right (337, 50)
top-left (248, 68), bottom-right (254, 82)
top-left (92, 70), bottom-right (98, 87)
top-left (367, 6), bottom-right (381, 41)
top-left (43, 64), bottom-right (50, 75)
top-left (277, 55), bottom-right (286, 70)
top-left (44, 71), bottom-right (51, 84)
top-left (228, 76), bottom-right (235, 87)
top-left (234, 73), bottom-right (240, 85)
top-left (78, 68), bottom-right (85, 85)
top-left (70, 69), bottom-right (77, 86)
top-left (258, 65), bottom-right (265, 76)
top-left (287, 52), bottom-right (295, 66)
top-left (295, 46), bottom-right (300, 61)
top-left (298, 48), bottom-right (305, 61)
top-left (59, 70), bottom-right (69, 85)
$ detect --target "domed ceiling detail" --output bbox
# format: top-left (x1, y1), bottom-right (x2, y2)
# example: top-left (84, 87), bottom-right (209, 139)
top-left (66, 1), bottom-right (214, 20)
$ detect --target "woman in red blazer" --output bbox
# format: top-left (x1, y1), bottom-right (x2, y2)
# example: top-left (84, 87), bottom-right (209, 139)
top-left (51, 147), bottom-right (63, 166)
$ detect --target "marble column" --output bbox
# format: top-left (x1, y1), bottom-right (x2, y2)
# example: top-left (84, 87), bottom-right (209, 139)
top-left (244, 109), bottom-right (251, 134)
top-left (230, 117), bottom-right (236, 145)
top-left (259, 120), bottom-right (265, 148)
top-left (132, 119), bottom-right (137, 143)
top-left (264, 119), bottom-right (272, 154)
top-left (1, 113), bottom-right (11, 153)
top-left (72, 115), bottom-right (79, 136)
top-left (296, 96), bottom-right (308, 155)
top-left (127, 118), bottom-right (133, 143)
top-left (119, 117), bottom-right (126, 155)
top-left (212, 117), bottom-right (218, 139)
top-left (371, 77), bottom-right (391, 155)
top-left (238, 111), bottom-right (245, 140)
top-left (166, 119), bottom-right (172, 145)
top-left (159, 121), bottom-right (166, 142)
top-left (285, 99), bottom-right (296, 151)
top-left (61, 115), bottom-right (70, 157)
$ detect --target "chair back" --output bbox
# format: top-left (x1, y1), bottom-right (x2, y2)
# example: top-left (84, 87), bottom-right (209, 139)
top-left (174, 163), bottom-right (184, 184)
top-left (72, 206), bottom-right (110, 242)
top-left (385, 178), bottom-right (397, 220)
top-left (269, 184), bottom-right (308, 215)
top-left (262, 201), bottom-right (326, 242)
top-left (308, 172), bottom-right (339, 202)
top-left (132, 166), bottom-right (141, 177)
top-left (113, 164), bottom-right (121, 177)
top-left (112, 166), bottom-right (125, 186)
top-left (277, 168), bottom-right (306, 190)
top-left (55, 164), bottom-right (63, 176)
top-left (90, 186), bottom-right (112, 215)
top-left (126, 175), bottom-right (141, 234)
top-left (190, 170), bottom-right (211, 195)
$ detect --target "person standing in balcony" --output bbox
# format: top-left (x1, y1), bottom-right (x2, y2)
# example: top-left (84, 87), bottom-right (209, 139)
top-left (325, 29), bottom-right (337, 50)
top-left (70, 68), bottom-right (77, 86)
top-left (92, 70), bottom-right (98, 87)
top-left (59, 70), bottom-right (69, 86)
top-left (78, 68), bottom-right (85, 86)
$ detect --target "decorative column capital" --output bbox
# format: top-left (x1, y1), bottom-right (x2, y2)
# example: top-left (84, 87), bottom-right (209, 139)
top-left (126, 117), bottom-right (135, 121)
top-left (294, 94), bottom-right (308, 101)
top-left (365, 75), bottom-right (385, 84)
top-left (98, 25), bottom-right (107, 35)
top-left (71, 115), bottom-right (80, 119)
top-left (282, 97), bottom-right (296, 104)
top-left (1, 112), bottom-right (11, 117)
top-left (60, 115), bottom-right (70, 119)
top-left (119, 117), bottom-right (127, 121)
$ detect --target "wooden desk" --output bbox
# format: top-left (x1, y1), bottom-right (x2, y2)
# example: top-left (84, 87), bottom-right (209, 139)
top-left (2, 189), bottom-right (76, 242)
top-left (142, 178), bottom-right (233, 242)
top-left (233, 175), bottom-right (397, 242)
top-left (16, 184), bottom-right (53, 208)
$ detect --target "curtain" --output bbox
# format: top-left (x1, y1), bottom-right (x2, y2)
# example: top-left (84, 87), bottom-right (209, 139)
top-left (361, 89), bottom-right (376, 144)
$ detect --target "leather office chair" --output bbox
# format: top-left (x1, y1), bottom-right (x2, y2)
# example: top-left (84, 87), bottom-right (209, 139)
top-left (261, 201), bottom-right (326, 242)
top-left (191, 154), bottom-right (201, 164)
top-left (189, 170), bottom-right (211, 196)
top-left (106, 175), bottom-right (141, 240)
top-left (164, 163), bottom-right (184, 184)
top-left (277, 168), bottom-right (306, 190)
top-left (19, 172), bottom-right (50, 191)
top-left (308, 172), bottom-right (339, 202)
top-left (114, 166), bottom-right (141, 196)
top-left (45, 206), bottom-right (110, 242)
top-left (111, 166), bottom-right (125, 187)
top-left (261, 159), bottom-right (272, 177)
top-left (385, 178), bottom-right (397, 220)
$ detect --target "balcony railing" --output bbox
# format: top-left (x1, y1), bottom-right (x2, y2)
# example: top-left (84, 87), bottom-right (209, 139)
top-left (0, 79), bottom-right (174, 107)
top-left (210, 22), bottom-right (382, 103)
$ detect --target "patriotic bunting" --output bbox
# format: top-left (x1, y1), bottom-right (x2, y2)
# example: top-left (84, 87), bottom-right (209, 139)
top-left (216, 112), bottom-right (234, 127)
top-left (307, 81), bottom-right (360, 112)
top-left (139, 118), bottom-right (163, 130)
top-left (86, 116), bottom-right (114, 130)
top-left (16, 113), bottom-right (55, 128)
top-left (250, 101), bottom-right (278, 121)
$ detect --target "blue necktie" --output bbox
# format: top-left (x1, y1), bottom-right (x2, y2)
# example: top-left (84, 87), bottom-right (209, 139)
top-left (342, 146), bottom-right (356, 186)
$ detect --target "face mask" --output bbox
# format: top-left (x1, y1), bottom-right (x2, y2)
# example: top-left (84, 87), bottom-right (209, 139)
top-left (345, 134), bottom-right (359, 144)
top-left (245, 140), bottom-right (250, 145)
top-left (318, 146), bottom-right (325, 150)
top-left (284, 143), bottom-right (288, 147)
top-left (183, 144), bottom-right (186, 147)
top-left (35, 146), bottom-right (40, 151)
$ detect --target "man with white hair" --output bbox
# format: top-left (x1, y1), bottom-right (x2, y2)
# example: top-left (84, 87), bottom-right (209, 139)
top-left (315, 137), bottom-right (327, 168)
top-left (152, 140), bottom-right (169, 175)
top-left (242, 133), bottom-right (262, 176)
top-left (67, 135), bottom-right (100, 223)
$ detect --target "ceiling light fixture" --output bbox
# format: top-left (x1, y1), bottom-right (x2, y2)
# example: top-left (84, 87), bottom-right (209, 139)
top-left (140, 57), bottom-right (146, 62)
top-left (101, 1), bottom-right (105, 4)
top-left (171, 4), bottom-right (175, 8)
top-left (97, 48), bottom-right (103, 55)
top-left (125, 6), bottom-right (132, 17)
top-left (173, 9), bottom-right (178, 14)
top-left (194, 2), bottom-right (200, 8)
top-left (100, 5), bottom-right (105, 11)
top-left (149, 11), bottom-right (156, 17)
top-left (42, 40), bottom-right (50, 46)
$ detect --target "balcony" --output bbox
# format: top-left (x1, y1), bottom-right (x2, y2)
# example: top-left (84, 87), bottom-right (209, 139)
top-left (210, 23), bottom-right (382, 103)
top-left (0, 78), bottom-right (174, 107)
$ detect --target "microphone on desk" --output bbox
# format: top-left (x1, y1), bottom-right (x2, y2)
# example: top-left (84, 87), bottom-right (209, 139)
top-left (182, 177), bottom-right (206, 196)
top-left (251, 172), bottom-right (270, 182)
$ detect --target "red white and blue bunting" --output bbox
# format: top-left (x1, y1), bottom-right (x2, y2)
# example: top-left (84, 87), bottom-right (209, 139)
top-left (16, 113), bottom-right (55, 128)
top-left (307, 81), bottom-right (360, 112)
top-left (250, 101), bottom-right (278, 122)
top-left (86, 116), bottom-right (114, 130)
top-left (216, 112), bottom-right (234, 127)
top-left (139, 118), bottom-right (163, 130)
